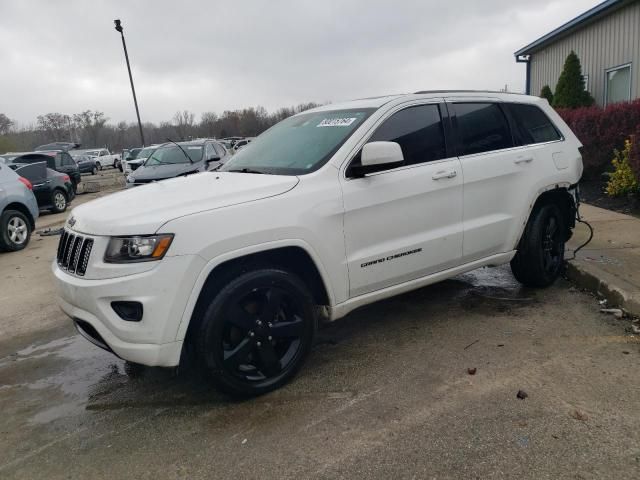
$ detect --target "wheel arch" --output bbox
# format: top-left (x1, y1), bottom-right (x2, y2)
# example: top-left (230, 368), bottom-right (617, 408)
top-left (515, 184), bottom-right (577, 249)
top-left (177, 242), bottom-right (333, 345)
top-left (2, 202), bottom-right (36, 229)
top-left (53, 186), bottom-right (68, 198)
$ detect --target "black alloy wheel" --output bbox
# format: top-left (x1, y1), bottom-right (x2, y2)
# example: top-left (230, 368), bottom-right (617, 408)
top-left (541, 213), bottom-right (563, 275)
top-left (197, 269), bottom-right (316, 396)
top-left (510, 203), bottom-right (566, 287)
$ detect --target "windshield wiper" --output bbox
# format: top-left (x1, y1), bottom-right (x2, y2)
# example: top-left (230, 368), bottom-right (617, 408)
top-left (165, 138), bottom-right (193, 164)
top-left (227, 168), bottom-right (267, 174)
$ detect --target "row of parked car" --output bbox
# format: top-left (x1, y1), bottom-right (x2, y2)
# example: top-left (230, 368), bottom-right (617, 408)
top-left (0, 135), bottom-right (254, 252)
top-left (0, 142), bottom-right (87, 251)
top-left (120, 138), bottom-right (233, 187)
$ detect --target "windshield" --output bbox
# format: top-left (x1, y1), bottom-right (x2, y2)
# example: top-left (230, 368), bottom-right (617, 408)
top-left (220, 108), bottom-right (374, 175)
top-left (144, 145), bottom-right (203, 166)
top-left (126, 148), bottom-right (142, 159)
top-left (135, 146), bottom-right (157, 160)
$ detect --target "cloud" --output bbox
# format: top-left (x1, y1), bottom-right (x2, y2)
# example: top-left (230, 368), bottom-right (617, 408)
top-left (0, 0), bottom-right (598, 124)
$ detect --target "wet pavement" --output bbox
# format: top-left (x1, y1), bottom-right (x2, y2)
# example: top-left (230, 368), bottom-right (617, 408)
top-left (1, 266), bottom-right (640, 479)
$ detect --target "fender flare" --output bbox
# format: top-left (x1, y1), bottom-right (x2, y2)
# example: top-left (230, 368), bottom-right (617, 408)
top-left (173, 238), bottom-right (336, 341)
top-left (513, 182), bottom-right (575, 249)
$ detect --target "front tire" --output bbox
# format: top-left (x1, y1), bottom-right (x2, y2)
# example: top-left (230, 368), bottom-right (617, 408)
top-left (196, 268), bottom-right (317, 397)
top-left (0, 210), bottom-right (32, 252)
top-left (511, 204), bottom-right (566, 287)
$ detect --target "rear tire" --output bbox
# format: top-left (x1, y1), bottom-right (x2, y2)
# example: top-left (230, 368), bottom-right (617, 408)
top-left (91, 166), bottom-right (97, 175)
top-left (50, 189), bottom-right (67, 214)
top-left (0, 210), bottom-right (31, 252)
top-left (195, 268), bottom-right (317, 397)
top-left (511, 204), bottom-right (566, 287)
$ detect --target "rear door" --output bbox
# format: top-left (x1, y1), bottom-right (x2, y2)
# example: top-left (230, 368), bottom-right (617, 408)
top-left (449, 101), bottom-right (536, 262)
top-left (16, 163), bottom-right (49, 206)
top-left (341, 102), bottom-right (464, 297)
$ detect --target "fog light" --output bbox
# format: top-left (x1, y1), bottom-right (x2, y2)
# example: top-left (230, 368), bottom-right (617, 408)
top-left (111, 301), bottom-right (143, 322)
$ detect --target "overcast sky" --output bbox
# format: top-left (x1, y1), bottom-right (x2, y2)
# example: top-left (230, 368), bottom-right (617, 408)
top-left (0, 0), bottom-right (598, 125)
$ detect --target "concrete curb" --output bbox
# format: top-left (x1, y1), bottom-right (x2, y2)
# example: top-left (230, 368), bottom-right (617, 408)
top-left (565, 260), bottom-right (640, 317)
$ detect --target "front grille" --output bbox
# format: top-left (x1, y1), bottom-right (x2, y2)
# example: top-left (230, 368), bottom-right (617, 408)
top-left (57, 230), bottom-right (94, 276)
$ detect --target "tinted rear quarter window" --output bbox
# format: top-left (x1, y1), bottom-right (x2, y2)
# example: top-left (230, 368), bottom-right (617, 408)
top-left (508, 103), bottom-right (562, 145)
top-left (369, 104), bottom-right (447, 165)
top-left (454, 103), bottom-right (513, 155)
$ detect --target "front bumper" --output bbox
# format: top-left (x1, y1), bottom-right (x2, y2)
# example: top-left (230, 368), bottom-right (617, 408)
top-left (53, 253), bottom-right (206, 367)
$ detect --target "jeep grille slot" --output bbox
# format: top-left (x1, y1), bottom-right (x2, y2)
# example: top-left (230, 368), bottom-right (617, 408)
top-left (57, 230), bottom-right (93, 276)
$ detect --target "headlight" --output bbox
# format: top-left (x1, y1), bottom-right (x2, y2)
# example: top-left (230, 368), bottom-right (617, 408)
top-left (126, 175), bottom-right (134, 183)
top-left (104, 234), bottom-right (174, 263)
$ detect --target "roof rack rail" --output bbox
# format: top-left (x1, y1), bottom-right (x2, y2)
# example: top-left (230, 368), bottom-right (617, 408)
top-left (413, 89), bottom-right (526, 95)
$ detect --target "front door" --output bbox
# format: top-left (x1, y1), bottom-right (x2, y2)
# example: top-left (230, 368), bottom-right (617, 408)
top-left (341, 103), bottom-right (464, 298)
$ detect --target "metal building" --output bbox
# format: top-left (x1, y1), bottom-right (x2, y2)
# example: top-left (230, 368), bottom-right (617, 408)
top-left (514, 0), bottom-right (639, 106)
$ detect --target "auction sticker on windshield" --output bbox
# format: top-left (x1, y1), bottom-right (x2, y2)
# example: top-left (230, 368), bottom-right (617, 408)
top-left (317, 118), bottom-right (357, 127)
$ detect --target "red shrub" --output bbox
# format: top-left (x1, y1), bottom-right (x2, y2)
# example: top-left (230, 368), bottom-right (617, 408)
top-left (557, 99), bottom-right (640, 179)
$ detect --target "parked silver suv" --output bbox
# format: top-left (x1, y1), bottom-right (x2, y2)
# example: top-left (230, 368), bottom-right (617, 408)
top-left (0, 161), bottom-right (39, 251)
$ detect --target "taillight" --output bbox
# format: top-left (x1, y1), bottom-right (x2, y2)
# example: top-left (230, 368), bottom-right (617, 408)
top-left (18, 177), bottom-right (33, 190)
top-left (63, 175), bottom-right (70, 182)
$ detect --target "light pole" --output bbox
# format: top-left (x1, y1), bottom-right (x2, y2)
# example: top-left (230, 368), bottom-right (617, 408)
top-left (114, 19), bottom-right (145, 146)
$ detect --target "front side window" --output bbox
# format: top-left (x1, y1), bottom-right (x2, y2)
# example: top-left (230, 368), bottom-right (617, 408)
top-left (509, 103), bottom-right (562, 145)
top-left (367, 104), bottom-right (446, 165)
top-left (220, 108), bottom-right (374, 175)
top-left (213, 143), bottom-right (226, 156)
top-left (454, 103), bottom-right (513, 155)
top-left (606, 64), bottom-right (631, 105)
top-left (205, 143), bottom-right (216, 159)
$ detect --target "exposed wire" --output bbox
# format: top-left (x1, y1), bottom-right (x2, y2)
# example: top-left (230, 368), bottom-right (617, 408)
top-left (566, 191), bottom-right (594, 261)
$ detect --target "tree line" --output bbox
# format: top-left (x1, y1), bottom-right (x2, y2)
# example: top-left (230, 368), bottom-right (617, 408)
top-left (0, 102), bottom-right (322, 153)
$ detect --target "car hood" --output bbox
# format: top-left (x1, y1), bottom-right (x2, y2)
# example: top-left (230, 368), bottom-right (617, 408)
top-left (67, 172), bottom-right (299, 236)
top-left (127, 157), bottom-right (147, 164)
top-left (130, 162), bottom-right (202, 180)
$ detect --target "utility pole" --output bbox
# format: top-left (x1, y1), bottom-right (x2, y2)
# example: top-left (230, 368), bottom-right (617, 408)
top-left (114, 19), bottom-right (145, 146)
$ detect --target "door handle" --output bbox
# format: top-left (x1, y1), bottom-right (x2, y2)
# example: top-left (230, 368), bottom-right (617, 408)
top-left (514, 157), bottom-right (534, 164)
top-left (432, 170), bottom-right (457, 180)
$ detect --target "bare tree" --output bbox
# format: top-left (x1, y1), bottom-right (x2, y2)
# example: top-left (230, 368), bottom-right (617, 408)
top-left (0, 113), bottom-right (14, 135)
top-left (5, 101), bottom-right (325, 152)
top-left (73, 110), bottom-right (108, 147)
top-left (199, 112), bottom-right (218, 137)
top-left (173, 110), bottom-right (195, 140)
top-left (37, 113), bottom-right (71, 142)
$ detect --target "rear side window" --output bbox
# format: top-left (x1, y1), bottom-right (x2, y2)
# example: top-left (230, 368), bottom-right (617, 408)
top-left (508, 103), bottom-right (562, 145)
top-left (454, 103), bottom-right (513, 155)
top-left (62, 153), bottom-right (75, 166)
top-left (368, 104), bottom-right (447, 165)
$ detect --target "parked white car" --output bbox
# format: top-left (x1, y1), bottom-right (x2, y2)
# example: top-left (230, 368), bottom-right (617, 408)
top-left (72, 148), bottom-right (120, 170)
top-left (54, 91), bottom-right (583, 396)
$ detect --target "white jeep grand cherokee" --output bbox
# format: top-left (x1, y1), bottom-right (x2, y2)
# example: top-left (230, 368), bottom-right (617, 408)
top-left (54, 91), bottom-right (583, 396)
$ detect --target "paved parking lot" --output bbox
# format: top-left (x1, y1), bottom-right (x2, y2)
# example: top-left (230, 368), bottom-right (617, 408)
top-left (1, 179), bottom-right (640, 479)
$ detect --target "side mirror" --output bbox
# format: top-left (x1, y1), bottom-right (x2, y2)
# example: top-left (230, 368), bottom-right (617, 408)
top-left (348, 141), bottom-right (404, 178)
top-left (206, 155), bottom-right (220, 164)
